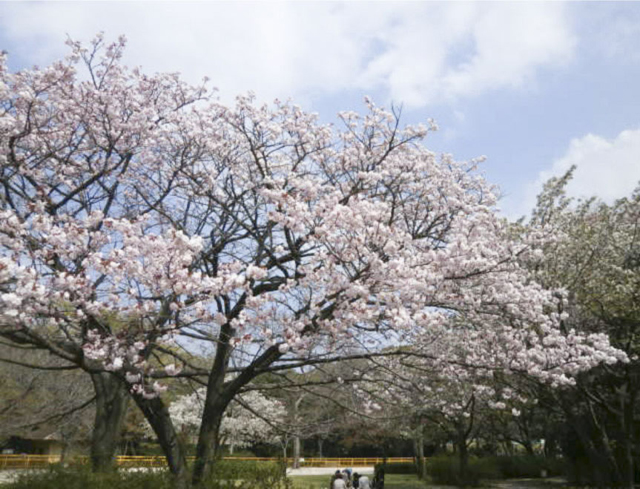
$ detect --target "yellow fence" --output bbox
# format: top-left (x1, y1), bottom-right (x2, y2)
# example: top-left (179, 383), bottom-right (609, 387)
top-left (0, 454), bottom-right (414, 470)
top-left (0, 454), bottom-right (61, 470)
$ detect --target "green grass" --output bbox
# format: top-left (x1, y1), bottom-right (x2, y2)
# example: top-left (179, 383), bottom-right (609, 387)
top-left (290, 473), bottom-right (426, 489)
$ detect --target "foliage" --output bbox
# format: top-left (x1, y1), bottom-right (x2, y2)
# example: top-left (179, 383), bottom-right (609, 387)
top-left (0, 343), bottom-right (94, 449)
top-left (5, 461), bottom-right (290, 489)
top-left (520, 170), bottom-right (640, 487)
top-left (210, 459), bottom-right (288, 486)
top-left (490, 455), bottom-right (564, 478)
top-left (427, 455), bottom-right (500, 486)
top-left (373, 462), bottom-right (417, 474)
top-left (6, 464), bottom-right (174, 489)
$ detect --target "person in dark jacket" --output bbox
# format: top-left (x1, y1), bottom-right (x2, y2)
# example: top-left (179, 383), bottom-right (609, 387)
top-left (352, 472), bottom-right (360, 488)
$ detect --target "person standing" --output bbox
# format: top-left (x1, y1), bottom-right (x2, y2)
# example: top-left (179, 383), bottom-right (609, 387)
top-left (358, 474), bottom-right (371, 489)
top-left (352, 472), bottom-right (360, 488)
top-left (332, 472), bottom-right (347, 489)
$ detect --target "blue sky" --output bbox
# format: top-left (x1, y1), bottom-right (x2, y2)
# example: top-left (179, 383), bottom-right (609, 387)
top-left (1, 1), bottom-right (639, 219)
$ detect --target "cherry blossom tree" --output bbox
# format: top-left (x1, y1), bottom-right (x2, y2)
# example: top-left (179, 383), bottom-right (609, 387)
top-left (0, 34), bottom-right (210, 478)
top-left (0, 36), bottom-right (625, 488)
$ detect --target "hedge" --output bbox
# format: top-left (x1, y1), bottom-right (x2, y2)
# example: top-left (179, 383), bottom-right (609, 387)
top-left (373, 462), bottom-right (417, 475)
top-left (427, 455), bottom-right (565, 486)
top-left (6, 459), bottom-right (291, 489)
top-left (427, 456), bottom-right (501, 487)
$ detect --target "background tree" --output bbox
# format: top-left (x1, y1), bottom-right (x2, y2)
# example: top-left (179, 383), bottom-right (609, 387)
top-left (520, 170), bottom-right (640, 488)
top-left (0, 342), bottom-right (94, 460)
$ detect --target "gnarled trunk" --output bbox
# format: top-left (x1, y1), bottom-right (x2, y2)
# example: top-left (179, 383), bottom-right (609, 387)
top-left (90, 372), bottom-right (129, 472)
top-left (133, 393), bottom-right (189, 489)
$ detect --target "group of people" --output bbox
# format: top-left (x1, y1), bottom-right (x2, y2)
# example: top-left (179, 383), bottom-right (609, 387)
top-left (330, 468), bottom-right (377, 489)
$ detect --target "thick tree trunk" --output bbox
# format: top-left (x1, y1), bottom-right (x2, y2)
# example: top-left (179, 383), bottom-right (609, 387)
top-left (567, 409), bottom-right (616, 487)
top-left (192, 403), bottom-right (228, 485)
top-left (132, 393), bottom-right (189, 489)
top-left (90, 372), bottom-right (129, 472)
top-left (590, 410), bottom-right (623, 486)
top-left (191, 323), bottom-right (235, 486)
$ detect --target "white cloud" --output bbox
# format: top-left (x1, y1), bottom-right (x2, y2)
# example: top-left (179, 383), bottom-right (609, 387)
top-left (0, 2), bottom-right (575, 108)
top-left (511, 129), bottom-right (640, 219)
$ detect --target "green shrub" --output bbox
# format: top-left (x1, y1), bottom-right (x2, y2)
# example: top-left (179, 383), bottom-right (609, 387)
top-left (491, 455), bottom-right (565, 479)
top-left (5, 459), bottom-right (291, 489)
top-left (6, 464), bottom-right (173, 489)
top-left (373, 462), bottom-right (417, 475)
top-left (209, 459), bottom-right (289, 488)
top-left (427, 455), bottom-right (500, 487)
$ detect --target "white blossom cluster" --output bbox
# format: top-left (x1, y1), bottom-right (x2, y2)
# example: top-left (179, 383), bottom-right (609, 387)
top-left (168, 388), bottom-right (286, 447)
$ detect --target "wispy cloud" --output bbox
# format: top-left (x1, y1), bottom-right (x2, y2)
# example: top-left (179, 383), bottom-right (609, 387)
top-left (0, 2), bottom-right (576, 108)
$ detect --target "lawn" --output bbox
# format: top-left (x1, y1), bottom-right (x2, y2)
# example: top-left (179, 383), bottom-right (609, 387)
top-left (290, 473), bottom-right (426, 489)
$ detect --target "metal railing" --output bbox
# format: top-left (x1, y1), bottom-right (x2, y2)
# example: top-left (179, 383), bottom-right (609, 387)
top-left (0, 454), bottom-right (61, 470)
top-left (0, 454), bottom-right (415, 470)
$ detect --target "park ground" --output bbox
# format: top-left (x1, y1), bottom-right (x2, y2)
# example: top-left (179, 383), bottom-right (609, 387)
top-left (287, 468), bottom-right (568, 489)
top-left (0, 467), bottom-right (568, 488)
top-left (290, 475), bottom-right (568, 488)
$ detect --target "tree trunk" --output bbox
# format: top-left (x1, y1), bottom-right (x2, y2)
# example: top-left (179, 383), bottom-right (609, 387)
top-left (417, 430), bottom-right (427, 480)
top-left (191, 331), bottom-right (283, 486)
top-left (192, 395), bottom-right (230, 485)
top-left (523, 439), bottom-right (535, 456)
top-left (293, 436), bottom-right (301, 469)
top-left (191, 323), bottom-right (236, 486)
top-left (317, 438), bottom-right (324, 458)
top-left (566, 408), bottom-right (615, 487)
top-left (457, 431), bottom-right (469, 487)
top-left (619, 383), bottom-right (637, 489)
top-left (90, 372), bottom-right (129, 472)
top-left (59, 440), bottom-right (69, 465)
top-left (132, 393), bottom-right (189, 489)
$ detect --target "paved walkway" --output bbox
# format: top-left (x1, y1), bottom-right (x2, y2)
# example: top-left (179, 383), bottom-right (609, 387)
top-left (287, 466), bottom-right (374, 476)
top-left (489, 478), bottom-right (567, 488)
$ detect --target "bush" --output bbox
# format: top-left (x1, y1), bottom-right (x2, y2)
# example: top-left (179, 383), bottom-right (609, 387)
top-left (427, 456), bottom-right (500, 487)
top-left (6, 464), bottom-right (173, 489)
top-left (373, 462), bottom-right (417, 475)
top-left (5, 459), bottom-right (291, 489)
top-left (491, 455), bottom-right (565, 479)
top-left (210, 459), bottom-right (289, 488)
